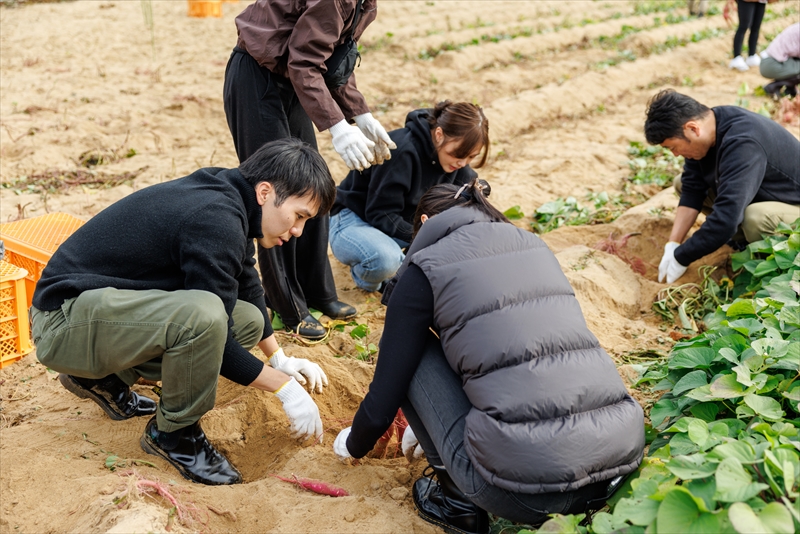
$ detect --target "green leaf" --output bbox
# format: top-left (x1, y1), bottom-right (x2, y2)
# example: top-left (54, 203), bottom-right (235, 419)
top-left (709, 440), bottom-right (757, 463)
top-left (651, 398), bottom-right (682, 427)
top-left (728, 502), bottom-right (795, 534)
top-left (728, 318), bottom-right (765, 337)
top-left (666, 454), bottom-right (718, 480)
top-left (689, 402), bottom-right (720, 422)
top-left (502, 205), bottom-right (524, 220)
top-left (669, 348), bottom-right (716, 370)
top-left (613, 496), bottom-right (660, 526)
top-left (709, 374), bottom-right (747, 399)
top-left (536, 514), bottom-right (584, 532)
top-left (743, 394), bottom-right (785, 421)
top-left (673, 370), bottom-right (709, 396)
top-left (687, 419), bottom-right (710, 446)
top-left (731, 250), bottom-right (752, 271)
top-left (349, 324), bottom-right (369, 339)
top-left (271, 313), bottom-right (285, 330)
top-left (778, 305), bottom-right (800, 328)
top-left (656, 487), bottom-right (719, 533)
top-left (726, 299), bottom-right (756, 317)
top-left (753, 258), bottom-right (779, 278)
top-left (714, 457), bottom-right (769, 502)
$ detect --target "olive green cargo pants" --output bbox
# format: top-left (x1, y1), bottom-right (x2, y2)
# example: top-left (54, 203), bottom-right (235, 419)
top-left (674, 175), bottom-right (800, 243)
top-left (30, 288), bottom-right (264, 432)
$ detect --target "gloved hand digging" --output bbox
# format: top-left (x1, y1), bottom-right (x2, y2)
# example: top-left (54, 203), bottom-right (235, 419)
top-left (275, 377), bottom-right (323, 442)
top-left (353, 112), bottom-right (396, 165)
top-left (269, 348), bottom-right (328, 393)
top-left (658, 241), bottom-right (688, 284)
top-left (333, 426), bottom-right (353, 461)
top-left (401, 425), bottom-right (425, 462)
top-left (330, 119), bottom-right (375, 171)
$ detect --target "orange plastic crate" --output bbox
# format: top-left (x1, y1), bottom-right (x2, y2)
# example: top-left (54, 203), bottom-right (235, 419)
top-left (187, 0), bottom-right (222, 18)
top-left (0, 261), bottom-right (33, 368)
top-left (0, 213), bottom-right (85, 307)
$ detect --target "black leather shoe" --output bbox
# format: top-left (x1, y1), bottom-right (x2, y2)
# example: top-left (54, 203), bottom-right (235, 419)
top-left (309, 300), bottom-right (357, 319)
top-left (140, 416), bottom-right (242, 486)
top-left (285, 314), bottom-right (327, 340)
top-left (59, 373), bottom-right (157, 421)
top-left (413, 466), bottom-right (490, 534)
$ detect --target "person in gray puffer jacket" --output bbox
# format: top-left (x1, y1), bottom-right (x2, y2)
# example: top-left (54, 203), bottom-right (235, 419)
top-left (332, 179), bottom-right (645, 533)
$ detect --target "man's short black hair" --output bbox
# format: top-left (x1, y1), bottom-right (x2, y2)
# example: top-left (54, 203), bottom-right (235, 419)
top-left (238, 138), bottom-right (336, 215)
top-left (644, 89), bottom-right (711, 145)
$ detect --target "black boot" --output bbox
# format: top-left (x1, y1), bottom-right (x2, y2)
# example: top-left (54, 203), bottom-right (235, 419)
top-left (59, 373), bottom-right (157, 421)
top-left (308, 300), bottom-right (357, 319)
top-left (140, 416), bottom-right (242, 486)
top-left (413, 465), bottom-right (490, 534)
top-left (284, 314), bottom-right (327, 340)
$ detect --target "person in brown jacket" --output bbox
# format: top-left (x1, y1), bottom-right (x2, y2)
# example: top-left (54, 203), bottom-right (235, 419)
top-left (223, 0), bottom-right (395, 339)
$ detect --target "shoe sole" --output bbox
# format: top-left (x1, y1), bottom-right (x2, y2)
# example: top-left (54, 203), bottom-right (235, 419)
top-left (58, 374), bottom-right (128, 421)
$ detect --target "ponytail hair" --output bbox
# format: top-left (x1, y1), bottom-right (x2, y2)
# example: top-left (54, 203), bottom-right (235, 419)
top-left (412, 178), bottom-right (510, 239)
top-left (428, 101), bottom-right (490, 168)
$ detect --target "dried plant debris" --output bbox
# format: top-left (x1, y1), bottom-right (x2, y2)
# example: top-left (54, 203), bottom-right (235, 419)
top-left (2, 167), bottom-right (148, 195)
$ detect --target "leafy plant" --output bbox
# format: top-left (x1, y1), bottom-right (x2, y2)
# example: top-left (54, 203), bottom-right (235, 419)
top-left (627, 141), bottom-right (683, 187)
top-left (349, 323), bottom-right (377, 361)
top-left (534, 219), bottom-right (800, 533)
top-left (503, 205), bottom-right (524, 220)
top-left (653, 266), bottom-right (734, 330)
top-left (531, 191), bottom-right (631, 234)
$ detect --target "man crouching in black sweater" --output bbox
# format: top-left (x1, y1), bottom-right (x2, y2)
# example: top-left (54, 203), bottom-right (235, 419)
top-left (645, 89), bottom-right (800, 284)
top-left (30, 139), bottom-right (334, 485)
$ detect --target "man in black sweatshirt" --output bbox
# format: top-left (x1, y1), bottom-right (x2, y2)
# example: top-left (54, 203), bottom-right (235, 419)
top-left (30, 139), bottom-right (334, 485)
top-left (644, 90), bottom-right (800, 283)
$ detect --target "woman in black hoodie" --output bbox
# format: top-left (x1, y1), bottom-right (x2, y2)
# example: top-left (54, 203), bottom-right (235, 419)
top-left (329, 101), bottom-right (489, 291)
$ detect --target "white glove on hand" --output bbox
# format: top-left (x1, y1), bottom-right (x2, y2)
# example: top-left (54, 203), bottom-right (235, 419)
top-left (658, 241), bottom-right (688, 284)
top-left (269, 348), bottom-right (328, 393)
top-left (330, 119), bottom-right (375, 171)
top-left (353, 113), bottom-right (396, 165)
top-left (275, 377), bottom-right (323, 441)
top-left (401, 426), bottom-right (425, 462)
top-left (333, 426), bottom-right (353, 461)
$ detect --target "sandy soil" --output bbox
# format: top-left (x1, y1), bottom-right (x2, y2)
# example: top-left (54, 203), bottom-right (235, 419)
top-left (1, 1), bottom-right (798, 533)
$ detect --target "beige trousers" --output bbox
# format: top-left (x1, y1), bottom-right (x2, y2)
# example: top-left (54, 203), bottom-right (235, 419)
top-left (674, 174), bottom-right (800, 242)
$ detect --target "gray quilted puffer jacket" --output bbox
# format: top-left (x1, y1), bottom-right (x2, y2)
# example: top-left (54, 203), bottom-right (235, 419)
top-left (388, 206), bottom-right (645, 494)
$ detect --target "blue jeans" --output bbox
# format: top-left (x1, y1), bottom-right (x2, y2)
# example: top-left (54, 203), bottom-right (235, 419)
top-left (401, 332), bottom-right (610, 526)
top-left (329, 209), bottom-right (405, 291)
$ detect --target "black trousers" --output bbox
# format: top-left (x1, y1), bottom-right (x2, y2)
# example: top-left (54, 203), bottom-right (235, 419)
top-left (733, 0), bottom-right (765, 57)
top-left (223, 47), bottom-right (338, 327)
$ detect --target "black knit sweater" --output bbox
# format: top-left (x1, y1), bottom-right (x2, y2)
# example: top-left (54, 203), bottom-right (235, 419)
top-left (32, 168), bottom-right (272, 386)
top-left (675, 106), bottom-right (800, 266)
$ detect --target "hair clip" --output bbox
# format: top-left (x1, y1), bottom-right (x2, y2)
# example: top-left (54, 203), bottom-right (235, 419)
top-left (453, 184), bottom-right (469, 200)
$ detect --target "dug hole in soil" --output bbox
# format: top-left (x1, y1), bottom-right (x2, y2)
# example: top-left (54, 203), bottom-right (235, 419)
top-left (1, 1), bottom-right (797, 533)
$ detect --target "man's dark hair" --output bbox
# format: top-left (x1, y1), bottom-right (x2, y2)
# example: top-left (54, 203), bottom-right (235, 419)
top-left (644, 89), bottom-right (711, 145)
top-left (239, 138), bottom-right (336, 215)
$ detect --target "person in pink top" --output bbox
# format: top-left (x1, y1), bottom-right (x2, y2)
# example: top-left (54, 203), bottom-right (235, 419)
top-left (760, 22), bottom-right (800, 97)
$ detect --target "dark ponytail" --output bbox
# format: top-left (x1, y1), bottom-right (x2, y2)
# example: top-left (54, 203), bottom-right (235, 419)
top-left (411, 178), bottom-right (510, 239)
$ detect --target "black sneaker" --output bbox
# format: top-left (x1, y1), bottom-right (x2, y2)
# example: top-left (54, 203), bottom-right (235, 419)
top-left (285, 314), bottom-right (327, 340)
top-left (140, 416), bottom-right (242, 486)
top-left (59, 373), bottom-right (157, 421)
top-left (308, 300), bottom-right (357, 320)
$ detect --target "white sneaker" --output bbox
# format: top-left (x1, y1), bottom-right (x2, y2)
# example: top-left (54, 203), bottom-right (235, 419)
top-left (729, 55), bottom-right (749, 71)
top-left (760, 51), bottom-right (769, 59)
top-left (746, 54), bottom-right (761, 67)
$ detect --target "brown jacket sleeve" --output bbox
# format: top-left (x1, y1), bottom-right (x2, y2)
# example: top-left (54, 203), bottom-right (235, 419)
top-left (285, 0), bottom-right (375, 131)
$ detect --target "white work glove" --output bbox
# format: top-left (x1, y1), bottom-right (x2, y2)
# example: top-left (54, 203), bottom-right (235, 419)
top-left (330, 119), bottom-right (375, 171)
top-left (353, 112), bottom-right (396, 165)
top-left (275, 377), bottom-right (323, 441)
top-left (401, 426), bottom-right (425, 462)
top-left (333, 426), bottom-right (353, 461)
top-left (269, 348), bottom-right (328, 393)
top-left (658, 241), bottom-right (688, 284)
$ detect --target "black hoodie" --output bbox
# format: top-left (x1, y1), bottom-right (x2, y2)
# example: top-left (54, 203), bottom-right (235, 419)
top-left (331, 109), bottom-right (477, 243)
